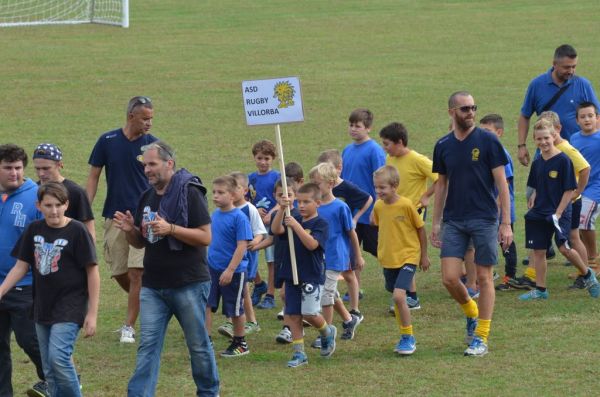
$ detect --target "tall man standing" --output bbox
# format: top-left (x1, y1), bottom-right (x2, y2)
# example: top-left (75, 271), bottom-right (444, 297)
top-left (0, 144), bottom-right (47, 397)
top-left (86, 96), bottom-right (157, 343)
top-left (431, 92), bottom-right (513, 357)
top-left (113, 141), bottom-right (219, 397)
top-left (518, 44), bottom-right (600, 166)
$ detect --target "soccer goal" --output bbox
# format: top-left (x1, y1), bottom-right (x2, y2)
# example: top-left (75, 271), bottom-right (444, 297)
top-left (0, 0), bottom-right (129, 28)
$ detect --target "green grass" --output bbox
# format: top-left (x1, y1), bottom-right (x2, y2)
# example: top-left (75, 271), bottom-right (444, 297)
top-left (4, 0), bottom-right (600, 395)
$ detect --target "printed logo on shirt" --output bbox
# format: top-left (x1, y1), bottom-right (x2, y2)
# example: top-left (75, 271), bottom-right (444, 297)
top-left (549, 170), bottom-right (558, 179)
top-left (105, 133), bottom-right (117, 139)
top-left (394, 215), bottom-right (406, 223)
top-left (471, 148), bottom-right (480, 161)
top-left (33, 235), bottom-right (68, 275)
top-left (136, 155), bottom-right (144, 163)
top-left (11, 202), bottom-right (26, 227)
top-left (304, 229), bottom-right (312, 235)
top-left (142, 206), bottom-right (163, 244)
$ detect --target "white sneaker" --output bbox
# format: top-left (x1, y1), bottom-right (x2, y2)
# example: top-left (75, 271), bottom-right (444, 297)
top-left (275, 326), bottom-right (292, 344)
top-left (277, 309), bottom-right (284, 320)
top-left (119, 325), bottom-right (135, 343)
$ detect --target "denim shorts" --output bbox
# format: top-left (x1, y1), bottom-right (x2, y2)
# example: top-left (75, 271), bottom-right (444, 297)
top-left (441, 219), bottom-right (499, 266)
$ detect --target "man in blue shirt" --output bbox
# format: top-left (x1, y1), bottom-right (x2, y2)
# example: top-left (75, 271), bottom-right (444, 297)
top-left (86, 96), bottom-right (158, 344)
top-left (517, 44), bottom-right (600, 166)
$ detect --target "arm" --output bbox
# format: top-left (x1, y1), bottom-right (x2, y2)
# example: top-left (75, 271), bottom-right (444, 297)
top-left (555, 190), bottom-right (574, 219)
top-left (219, 240), bottom-right (248, 286)
top-left (284, 216), bottom-right (319, 250)
top-left (417, 227), bottom-right (430, 271)
top-left (113, 211), bottom-right (145, 249)
top-left (147, 214), bottom-right (211, 247)
top-left (492, 165), bottom-right (513, 251)
top-left (0, 260), bottom-right (30, 300)
top-left (86, 166), bottom-right (103, 204)
top-left (83, 219), bottom-right (96, 243)
top-left (517, 114), bottom-right (531, 166)
top-left (247, 234), bottom-right (264, 251)
top-left (83, 264), bottom-right (100, 337)
top-left (418, 179), bottom-right (437, 208)
top-left (430, 174), bottom-right (448, 248)
top-left (574, 167), bottom-right (590, 199)
top-left (352, 195), bottom-right (373, 226)
top-left (252, 235), bottom-right (274, 250)
top-left (348, 229), bottom-right (364, 271)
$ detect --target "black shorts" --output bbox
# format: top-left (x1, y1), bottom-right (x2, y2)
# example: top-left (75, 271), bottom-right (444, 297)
top-left (355, 223), bottom-right (378, 258)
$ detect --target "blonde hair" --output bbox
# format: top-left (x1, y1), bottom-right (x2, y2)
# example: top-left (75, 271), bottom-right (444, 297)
top-left (538, 111), bottom-right (561, 128)
top-left (373, 165), bottom-right (400, 187)
top-left (229, 171), bottom-right (249, 188)
top-left (212, 175), bottom-right (238, 192)
top-left (533, 118), bottom-right (555, 137)
top-left (309, 162), bottom-right (337, 184)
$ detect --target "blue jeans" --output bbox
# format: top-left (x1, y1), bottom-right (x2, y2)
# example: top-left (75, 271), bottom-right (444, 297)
top-left (35, 322), bottom-right (81, 397)
top-left (127, 281), bottom-right (220, 397)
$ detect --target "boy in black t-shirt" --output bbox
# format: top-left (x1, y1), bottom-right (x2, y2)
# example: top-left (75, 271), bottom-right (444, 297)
top-left (0, 182), bottom-right (99, 396)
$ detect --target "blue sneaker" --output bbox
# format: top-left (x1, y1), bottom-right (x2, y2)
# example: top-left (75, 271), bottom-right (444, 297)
top-left (583, 270), bottom-right (600, 298)
top-left (342, 290), bottom-right (364, 302)
top-left (251, 282), bottom-right (268, 306)
top-left (519, 289), bottom-right (549, 301)
top-left (320, 325), bottom-right (337, 357)
top-left (467, 287), bottom-right (480, 299)
top-left (465, 317), bottom-right (477, 345)
top-left (464, 336), bottom-right (488, 357)
top-left (406, 297), bottom-right (421, 310)
top-left (256, 295), bottom-right (275, 309)
top-left (394, 335), bottom-right (416, 355)
top-left (287, 351), bottom-right (308, 368)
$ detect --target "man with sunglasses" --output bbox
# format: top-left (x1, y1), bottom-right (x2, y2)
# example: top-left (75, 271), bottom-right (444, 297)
top-left (86, 96), bottom-right (158, 344)
top-left (430, 91), bottom-right (513, 357)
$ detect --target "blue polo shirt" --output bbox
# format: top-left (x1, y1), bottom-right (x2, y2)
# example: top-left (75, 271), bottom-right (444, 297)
top-left (571, 130), bottom-right (600, 201)
top-left (520, 68), bottom-right (600, 140)
top-left (432, 127), bottom-right (508, 222)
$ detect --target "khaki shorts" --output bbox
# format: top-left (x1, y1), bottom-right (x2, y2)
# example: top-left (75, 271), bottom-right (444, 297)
top-left (320, 270), bottom-right (341, 306)
top-left (103, 218), bottom-right (144, 277)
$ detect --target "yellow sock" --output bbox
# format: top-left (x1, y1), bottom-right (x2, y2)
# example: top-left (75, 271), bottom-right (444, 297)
top-left (524, 266), bottom-right (536, 280)
top-left (393, 304), bottom-right (403, 333)
top-left (317, 322), bottom-right (329, 337)
top-left (475, 319), bottom-right (491, 344)
top-left (400, 325), bottom-right (413, 336)
top-left (460, 299), bottom-right (479, 319)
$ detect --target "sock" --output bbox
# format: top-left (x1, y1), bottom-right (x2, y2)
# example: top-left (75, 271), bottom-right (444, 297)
top-left (474, 319), bottom-right (491, 344)
top-left (407, 291), bottom-right (417, 300)
top-left (524, 266), bottom-right (536, 280)
top-left (349, 309), bottom-right (362, 317)
top-left (536, 286), bottom-right (547, 292)
top-left (460, 299), bottom-right (479, 319)
top-left (393, 304), bottom-right (404, 333)
top-left (292, 339), bottom-right (304, 352)
top-left (400, 325), bottom-right (413, 336)
top-left (317, 322), bottom-right (330, 337)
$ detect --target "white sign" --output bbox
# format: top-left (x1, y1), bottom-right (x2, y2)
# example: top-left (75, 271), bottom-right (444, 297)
top-left (242, 77), bottom-right (304, 126)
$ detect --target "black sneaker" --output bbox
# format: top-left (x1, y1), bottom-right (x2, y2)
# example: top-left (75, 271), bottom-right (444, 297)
top-left (568, 275), bottom-right (586, 290)
top-left (220, 340), bottom-right (249, 357)
top-left (508, 276), bottom-right (535, 290)
top-left (546, 246), bottom-right (556, 260)
top-left (341, 314), bottom-right (359, 340)
top-left (27, 381), bottom-right (49, 397)
top-left (349, 309), bottom-right (364, 324)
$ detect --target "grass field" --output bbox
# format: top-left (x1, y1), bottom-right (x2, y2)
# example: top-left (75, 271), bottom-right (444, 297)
top-left (3, 0), bottom-right (600, 396)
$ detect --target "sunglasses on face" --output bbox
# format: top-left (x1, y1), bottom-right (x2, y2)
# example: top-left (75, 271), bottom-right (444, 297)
top-left (453, 105), bottom-right (478, 113)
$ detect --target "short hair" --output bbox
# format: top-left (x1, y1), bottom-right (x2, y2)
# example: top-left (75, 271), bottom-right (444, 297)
top-left (533, 118), bottom-right (554, 136)
top-left (252, 140), bottom-right (277, 158)
top-left (309, 162), bottom-right (337, 184)
top-left (229, 171), bottom-right (249, 188)
top-left (37, 181), bottom-right (68, 204)
top-left (274, 177), bottom-right (297, 193)
top-left (317, 149), bottom-right (342, 169)
top-left (348, 108), bottom-right (374, 128)
top-left (538, 111), bottom-right (561, 128)
top-left (554, 44), bottom-right (577, 60)
top-left (379, 122), bottom-right (408, 146)
top-left (479, 114), bottom-right (504, 130)
top-left (212, 175), bottom-right (238, 192)
top-left (127, 96), bottom-right (153, 115)
top-left (285, 162), bottom-right (304, 182)
top-left (373, 165), bottom-right (400, 187)
top-left (577, 101), bottom-right (598, 115)
top-left (141, 140), bottom-right (175, 166)
top-left (448, 91), bottom-right (471, 108)
top-left (297, 182), bottom-right (322, 201)
top-left (0, 144), bottom-right (28, 167)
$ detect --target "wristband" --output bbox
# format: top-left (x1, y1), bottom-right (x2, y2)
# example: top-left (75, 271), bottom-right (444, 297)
top-left (170, 223), bottom-right (176, 235)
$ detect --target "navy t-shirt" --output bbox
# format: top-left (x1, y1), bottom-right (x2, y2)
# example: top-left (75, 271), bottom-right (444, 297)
top-left (525, 152), bottom-right (576, 220)
top-left (333, 179), bottom-right (371, 217)
top-left (432, 127), bottom-right (508, 222)
top-left (88, 128), bottom-right (158, 218)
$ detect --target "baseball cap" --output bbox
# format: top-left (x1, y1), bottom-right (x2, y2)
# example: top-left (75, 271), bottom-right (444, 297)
top-left (33, 143), bottom-right (63, 161)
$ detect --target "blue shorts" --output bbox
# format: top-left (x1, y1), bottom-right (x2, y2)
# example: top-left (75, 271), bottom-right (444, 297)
top-left (246, 251), bottom-right (259, 280)
top-left (208, 268), bottom-right (246, 317)
top-left (284, 281), bottom-right (322, 316)
top-left (383, 265), bottom-right (417, 293)
top-left (525, 217), bottom-right (570, 250)
top-left (264, 245), bottom-right (274, 263)
top-left (355, 223), bottom-right (378, 257)
top-left (441, 219), bottom-right (499, 266)
top-left (571, 198), bottom-right (582, 230)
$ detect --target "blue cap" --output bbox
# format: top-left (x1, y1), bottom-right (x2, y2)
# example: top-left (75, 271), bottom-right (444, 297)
top-left (33, 143), bottom-right (63, 161)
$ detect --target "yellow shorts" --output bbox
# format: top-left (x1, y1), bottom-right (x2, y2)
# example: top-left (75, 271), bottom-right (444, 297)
top-left (103, 218), bottom-right (144, 277)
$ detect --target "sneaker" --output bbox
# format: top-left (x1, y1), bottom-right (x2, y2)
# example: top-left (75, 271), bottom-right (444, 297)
top-left (221, 340), bottom-right (250, 357)
top-left (320, 325), bottom-right (337, 357)
top-left (342, 290), bottom-right (364, 302)
top-left (119, 325), bottom-right (135, 343)
top-left (256, 295), bottom-right (275, 309)
top-left (341, 314), bottom-right (359, 340)
top-left (492, 271), bottom-right (500, 281)
top-left (276, 326), bottom-right (293, 344)
top-left (508, 276), bottom-right (536, 290)
top-left (522, 257), bottom-right (529, 266)
top-left (495, 276), bottom-right (517, 291)
top-left (465, 317), bottom-right (477, 345)
top-left (388, 304), bottom-right (396, 315)
top-left (583, 271), bottom-right (600, 298)
top-left (568, 275), bottom-right (586, 290)
top-left (407, 297), bottom-right (421, 310)
top-left (394, 334), bottom-right (416, 355)
top-left (277, 309), bottom-right (284, 320)
top-left (467, 287), bottom-right (480, 299)
top-left (311, 336), bottom-right (321, 349)
top-left (27, 381), bottom-right (49, 397)
top-left (519, 289), bottom-right (549, 301)
top-left (218, 322), bottom-right (234, 338)
top-left (244, 321), bottom-right (261, 335)
top-left (251, 282), bottom-right (268, 306)
top-left (464, 336), bottom-right (488, 357)
top-left (349, 309), bottom-right (364, 323)
top-left (287, 351), bottom-right (308, 368)
top-left (546, 246), bottom-right (556, 260)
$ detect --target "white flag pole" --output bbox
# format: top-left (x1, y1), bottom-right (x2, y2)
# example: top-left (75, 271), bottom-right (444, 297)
top-left (274, 123), bottom-right (299, 285)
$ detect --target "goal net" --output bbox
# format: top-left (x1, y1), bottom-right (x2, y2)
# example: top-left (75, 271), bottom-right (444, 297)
top-left (0, 0), bottom-right (129, 27)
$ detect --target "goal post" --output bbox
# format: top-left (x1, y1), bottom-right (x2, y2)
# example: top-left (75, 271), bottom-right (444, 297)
top-left (0, 0), bottom-right (129, 28)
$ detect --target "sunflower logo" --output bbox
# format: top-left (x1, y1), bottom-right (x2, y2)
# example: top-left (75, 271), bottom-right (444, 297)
top-left (273, 81), bottom-right (295, 108)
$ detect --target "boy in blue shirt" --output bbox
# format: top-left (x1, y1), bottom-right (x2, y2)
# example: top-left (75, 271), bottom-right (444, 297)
top-left (519, 119), bottom-right (600, 300)
top-left (207, 176), bottom-right (253, 357)
top-left (271, 183), bottom-right (336, 367)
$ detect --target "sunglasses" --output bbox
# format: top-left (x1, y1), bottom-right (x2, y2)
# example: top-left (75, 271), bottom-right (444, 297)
top-left (453, 105), bottom-right (478, 113)
top-left (128, 96), bottom-right (152, 113)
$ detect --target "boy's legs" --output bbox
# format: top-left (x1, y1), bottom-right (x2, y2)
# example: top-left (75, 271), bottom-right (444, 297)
top-left (220, 272), bottom-right (249, 356)
top-left (580, 197), bottom-right (599, 269)
top-left (520, 219), bottom-right (553, 300)
top-left (342, 270), bottom-right (360, 313)
top-left (257, 246), bottom-right (276, 309)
